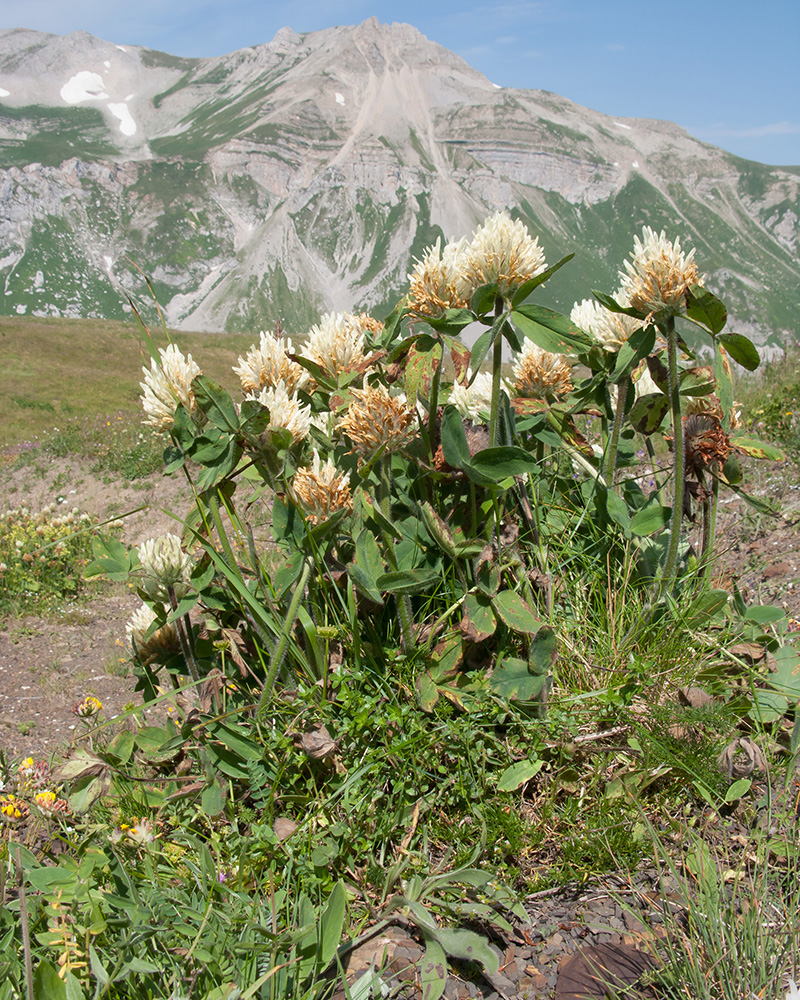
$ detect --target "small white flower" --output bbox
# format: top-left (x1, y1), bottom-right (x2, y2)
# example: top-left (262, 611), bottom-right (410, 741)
top-left (618, 226), bottom-right (702, 316)
top-left (407, 237), bottom-right (469, 319)
top-left (299, 312), bottom-right (378, 377)
top-left (137, 533), bottom-right (193, 603)
top-left (140, 345), bottom-right (201, 431)
top-left (247, 380), bottom-right (312, 444)
top-left (459, 211), bottom-right (546, 302)
top-left (233, 331), bottom-right (309, 395)
top-left (512, 341), bottom-right (573, 400)
top-left (450, 370), bottom-right (505, 423)
top-left (570, 296), bottom-right (643, 352)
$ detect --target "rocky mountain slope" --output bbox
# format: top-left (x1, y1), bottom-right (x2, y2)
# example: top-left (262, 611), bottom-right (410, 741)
top-left (0, 18), bottom-right (798, 346)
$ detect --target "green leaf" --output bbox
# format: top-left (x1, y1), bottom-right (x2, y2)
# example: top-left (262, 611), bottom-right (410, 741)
top-left (376, 570), bottom-right (440, 595)
top-left (730, 436), bottom-right (786, 461)
top-left (440, 405), bottom-right (472, 470)
top-left (744, 605), bottom-right (787, 625)
top-left (489, 656), bottom-right (547, 702)
top-left (468, 325), bottom-right (495, 374)
top-left (68, 773), bottom-right (111, 814)
top-left (628, 500), bottom-right (671, 536)
top-left (686, 284), bottom-right (728, 335)
top-left (468, 446), bottom-right (539, 482)
top-left (492, 590), bottom-right (542, 634)
top-left (425, 308), bottom-right (475, 334)
top-left (679, 365), bottom-right (716, 396)
top-left (470, 283), bottom-right (499, 315)
top-left (190, 428), bottom-right (230, 463)
top-left (609, 324), bottom-right (657, 384)
top-left (83, 534), bottom-right (134, 581)
top-left (420, 936), bottom-right (448, 1000)
top-left (685, 589), bottom-right (730, 626)
top-left (319, 882), bottom-right (346, 966)
top-left (33, 960), bottom-right (67, 1000)
top-left (462, 592), bottom-right (497, 641)
top-left (430, 928), bottom-right (499, 975)
top-left (511, 303), bottom-right (594, 354)
top-left (592, 290), bottom-right (647, 319)
top-left (271, 496), bottom-right (305, 547)
top-left (528, 626), bottom-right (557, 675)
top-left (765, 646), bottom-right (800, 699)
top-left (721, 453), bottom-right (743, 484)
top-left (724, 778), bottom-right (752, 803)
top-left (207, 721), bottom-right (262, 761)
top-left (717, 332), bottom-right (760, 371)
top-left (192, 375), bottom-right (239, 431)
top-left (416, 671), bottom-right (440, 712)
top-left (201, 781), bottom-right (226, 817)
top-left (405, 335), bottom-right (443, 408)
top-left (497, 758), bottom-right (544, 792)
top-left (511, 253), bottom-right (575, 307)
top-left (418, 501), bottom-right (457, 557)
top-left (106, 730), bottom-right (135, 766)
top-left (627, 392), bottom-right (670, 435)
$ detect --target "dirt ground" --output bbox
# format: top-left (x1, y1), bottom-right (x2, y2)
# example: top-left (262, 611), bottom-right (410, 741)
top-left (0, 450), bottom-right (798, 760)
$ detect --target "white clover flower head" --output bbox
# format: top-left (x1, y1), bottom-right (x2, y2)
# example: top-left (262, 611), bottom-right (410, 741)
top-left (291, 450), bottom-right (353, 524)
top-left (618, 226), bottom-right (703, 316)
top-left (459, 211), bottom-right (546, 302)
top-left (137, 533), bottom-right (193, 602)
top-left (126, 602), bottom-right (179, 664)
top-left (570, 296), bottom-right (643, 352)
top-left (407, 237), bottom-right (469, 319)
top-left (233, 331), bottom-right (309, 395)
top-left (449, 370), bottom-right (505, 423)
top-left (140, 344), bottom-right (202, 432)
top-left (512, 341), bottom-right (573, 400)
top-left (300, 312), bottom-right (373, 377)
top-left (248, 380), bottom-right (312, 444)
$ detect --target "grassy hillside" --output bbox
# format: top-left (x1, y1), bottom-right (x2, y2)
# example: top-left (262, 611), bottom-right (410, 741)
top-left (0, 314), bottom-right (255, 448)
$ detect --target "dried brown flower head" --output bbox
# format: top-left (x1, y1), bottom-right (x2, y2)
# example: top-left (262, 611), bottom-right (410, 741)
top-left (337, 386), bottom-right (416, 456)
top-left (292, 452), bottom-right (353, 524)
top-left (512, 341), bottom-right (573, 400)
top-left (683, 414), bottom-right (733, 477)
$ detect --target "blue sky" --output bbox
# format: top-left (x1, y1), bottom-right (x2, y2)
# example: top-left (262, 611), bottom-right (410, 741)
top-left (2, 0), bottom-right (798, 166)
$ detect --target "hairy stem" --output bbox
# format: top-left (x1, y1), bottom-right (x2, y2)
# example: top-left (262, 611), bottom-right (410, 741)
top-left (488, 295), bottom-right (505, 448)
top-left (659, 316), bottom-right (685, 599)
top-left (604, 377), bottom-right (630, 483)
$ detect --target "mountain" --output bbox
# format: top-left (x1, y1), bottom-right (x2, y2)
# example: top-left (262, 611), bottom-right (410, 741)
top-left (0, 19), bottom-right (798, 349)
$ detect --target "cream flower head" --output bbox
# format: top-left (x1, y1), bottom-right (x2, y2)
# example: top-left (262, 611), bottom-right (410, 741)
top-left (233, 331), bottom-right (309, 395)
top-left (459, 211), bottom-right (546, 302)
top-left (301, 312), bottom-right (379, 378)
top-left (291, 451), bottom-right (353, 524)
top-left (512, 341), bottom-right (573, 400)
top-left (407, 238), bottom-right (469, 319)
top-left (140, 344), bottom-right (202, 431)
top-left (337, 386), bottom-right (416, 456)
top-left (570, 296), bottom-right (643, 352)
top-left (137, 533), bottom-right (193, 602)
top-left (618, 227), bottom-right (702, 317)
top-left (449, 370), bottom-right (505, 423)
top-left (247, 380), bottom-right (312, 445)
top-left (126, 602), bottom-right (180, 665)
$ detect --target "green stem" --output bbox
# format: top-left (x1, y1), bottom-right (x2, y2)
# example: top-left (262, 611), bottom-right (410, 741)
top-left (698, 471), bottom-right (720, 584)
top-left (604, 377), bottom-right (630, 483)
top-left (168, 585), bottom-right (201, 684)
top-left (427, 344), bottom-right (443, 460)
top-left (658, 317), bottom-right (685, 599)
top-left (210, 491), bottom-right (239, 572)
top-left (488, 296), bottom-right (505, 448)
top-left (380, 458), bottom-right (413, 652)
top-left (257, 556), bottom-right (314, 719)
